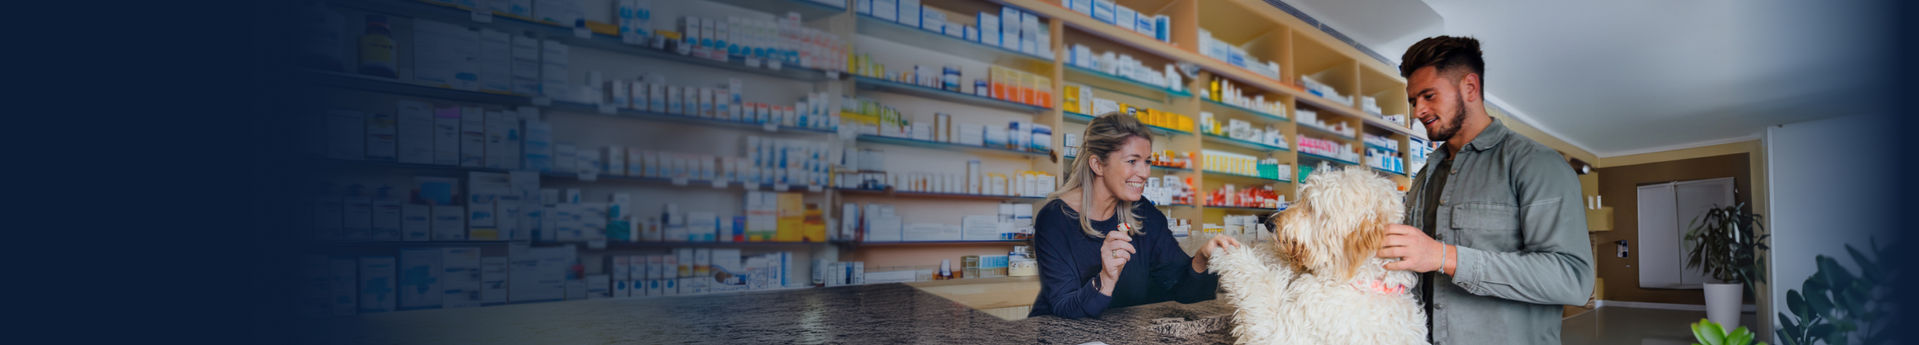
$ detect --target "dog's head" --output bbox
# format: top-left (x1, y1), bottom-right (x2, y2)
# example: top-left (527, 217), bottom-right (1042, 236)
top-left (1265, 165), bottom-right (1406, 280)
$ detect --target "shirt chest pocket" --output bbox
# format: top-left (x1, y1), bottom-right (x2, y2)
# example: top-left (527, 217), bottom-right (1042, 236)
top-left (1449, 202), bottom-right (1521, 250)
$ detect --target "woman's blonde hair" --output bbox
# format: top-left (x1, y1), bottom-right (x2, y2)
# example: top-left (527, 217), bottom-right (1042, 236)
top-left (1047, 112), bottom-right (1154, 238)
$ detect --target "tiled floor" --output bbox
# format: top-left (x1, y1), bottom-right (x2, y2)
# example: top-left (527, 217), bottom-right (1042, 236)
top-left (1562, 307), bottom-right (1759, 345)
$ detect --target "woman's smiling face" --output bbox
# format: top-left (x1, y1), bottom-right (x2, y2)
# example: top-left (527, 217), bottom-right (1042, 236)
top-left (1096, 136), bottom-right (1153, 202)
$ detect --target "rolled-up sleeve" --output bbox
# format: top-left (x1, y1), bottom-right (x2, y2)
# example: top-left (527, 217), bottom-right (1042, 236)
top-left (1450, 149), bottom-right (1595, 306)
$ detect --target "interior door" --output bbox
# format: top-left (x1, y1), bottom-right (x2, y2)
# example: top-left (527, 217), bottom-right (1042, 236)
top-left (1636, 178), bottom-right (1736, 289)
top-left (1637, 183), bottom-right (1682, 288)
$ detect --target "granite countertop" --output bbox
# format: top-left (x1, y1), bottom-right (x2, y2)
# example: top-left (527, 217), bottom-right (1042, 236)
top-left (318, 283), bottom-right (1238, 344)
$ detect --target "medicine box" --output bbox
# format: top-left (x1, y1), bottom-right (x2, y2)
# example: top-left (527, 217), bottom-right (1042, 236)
top-left (433, 106), bottom-right (461, 165)
top-left (358, 256), bottom-right (397, 313)
top-left (397, 248), bottom-right (442, 310)
top-left (441, 247), bottom-right (483, 308)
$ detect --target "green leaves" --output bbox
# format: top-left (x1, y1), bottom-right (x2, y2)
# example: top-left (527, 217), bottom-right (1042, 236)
top-left (1685, 204), bottom-right (1767, 286)
top-left (1691, 318), bottom-right (1768, 345)
top-left (1774, 240), bottom-right (1894, 345)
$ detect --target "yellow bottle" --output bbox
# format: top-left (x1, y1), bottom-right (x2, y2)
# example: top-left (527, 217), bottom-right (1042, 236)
top-left (358, 15), bottom-right (397, 79)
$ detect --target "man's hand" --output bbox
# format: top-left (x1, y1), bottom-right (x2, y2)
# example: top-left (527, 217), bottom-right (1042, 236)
top-left (1097, 230), bottom-right (1135, 296)
top-left (1378, 224), bottom-right (1455, 274)
top-left (1192, 235), bottom-right (1244, 273)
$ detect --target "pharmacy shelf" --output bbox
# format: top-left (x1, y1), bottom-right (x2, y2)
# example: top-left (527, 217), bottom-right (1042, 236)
top-left (1202, 133), bottom-right (1290, 152)
top-left (1297, 125), bottom-right (1357, 141)
top-left (310, 157), bottom-right (517, 176)
top-left (855, 135), bottom-right (1050, 158)
top-left (330, 0), bottom-right (843, 82)
top-left (837, 187), bottom-right (1046, 201)
top-left (1202, 170), bottom-right (1289, 183)
top-left (314, 157), bottom-right (829, 192)
top-left (305, 70), bottom-right (532, 105)
top-left (855, 14), bottom-right (1052, 65)
top-left (846, 240), bottom-right (1029, 247)
top-left (1156, 203), bottom-right (1197, 208)
top-left (1370, 166), bottom-right (1407, 177)
top-left (853, 76), bottom-right (1050, 113)
top-left (1062, 111), bottom-right (1191, 136)
top-left (1298, 151), bottom-right (1359, 166)
top-left (1201, 99), bottom-right (1289, 122)
top-left (1364, 142), bottom-right (1399, 154)
top-left (543, 172), bottom-right (832, 193)
top-left (1206, 205), bottom-right (1281, 213)
top-left (1151, 165), bottom-right (1192, 173)
top-left (598, 241), bottom-right (834, 249)
top-left (1063, 64), bottom-right (1193, 100)
top-left (707, 0), bottom-right (848, 19)
top-left (545, 101), bottom-right (838, 135)
top-left (314, 240), bottom-right (519, 247)
top-left (1360, 115), bottom-right (1423, 139)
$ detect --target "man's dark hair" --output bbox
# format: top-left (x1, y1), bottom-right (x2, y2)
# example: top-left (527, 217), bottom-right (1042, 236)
top-left (1400, 36), bottom-right (1485, 96)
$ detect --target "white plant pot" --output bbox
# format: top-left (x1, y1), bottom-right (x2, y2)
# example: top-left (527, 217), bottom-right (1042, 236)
top-left (1703, 283), bottom-right (1743, 329)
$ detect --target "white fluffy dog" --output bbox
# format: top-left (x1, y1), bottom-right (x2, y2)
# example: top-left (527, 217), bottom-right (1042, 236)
top-left (1207, 166), bottom-right (1428, 344)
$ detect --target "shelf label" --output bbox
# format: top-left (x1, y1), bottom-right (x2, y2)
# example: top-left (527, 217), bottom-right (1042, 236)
top-left (573, 21), bottom-right (591, 39)
top-left (712, 180), bottom-right (728, 189)
top-left (469, 7), bottom-right (492, 23)
top-left (531, 97), bottom-right (552, 106)
top-left (587, 239), bottom-right (607, 249)
top-left (597, 103), bottom-right (617, 114)
top-left (578, 172), bottom-right (598, 182)
top-left (826, 71), bottom-right (840, 80)
top-left (763, 122), bottom-right (778, 132)
top-left (774, 184), bottom-right (790, 192)
top-left (808, 185), bottom-right (822, 193)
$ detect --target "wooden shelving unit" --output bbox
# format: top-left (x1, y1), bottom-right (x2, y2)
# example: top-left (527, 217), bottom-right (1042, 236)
top-left (307, 0), bottom-right (1434, 300)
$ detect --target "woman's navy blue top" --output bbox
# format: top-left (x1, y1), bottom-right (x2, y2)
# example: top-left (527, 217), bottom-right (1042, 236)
top-left (1027, 198), bottom-right (1218, 319)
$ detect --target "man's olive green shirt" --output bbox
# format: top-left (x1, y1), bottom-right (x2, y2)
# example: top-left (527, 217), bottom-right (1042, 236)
top-left (1406, 118), bottom-right (1595, 344)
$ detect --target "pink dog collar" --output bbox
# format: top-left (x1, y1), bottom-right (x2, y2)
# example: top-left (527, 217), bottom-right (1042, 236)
top-left (1351, 279), bottom-right (1409, 295)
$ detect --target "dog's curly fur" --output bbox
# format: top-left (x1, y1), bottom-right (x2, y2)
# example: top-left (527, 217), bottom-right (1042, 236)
top-left (1207, 165), bottom-right (1428, 344)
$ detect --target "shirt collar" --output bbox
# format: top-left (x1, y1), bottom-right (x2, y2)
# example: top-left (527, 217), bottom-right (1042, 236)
top-left (1461, 117), bottom-right (1510, 153)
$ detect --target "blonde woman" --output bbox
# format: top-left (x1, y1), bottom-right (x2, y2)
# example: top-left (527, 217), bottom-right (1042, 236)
top-left (1028, 113), bottom-right (1244, 319)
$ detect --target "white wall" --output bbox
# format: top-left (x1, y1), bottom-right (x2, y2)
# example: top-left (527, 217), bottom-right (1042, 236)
top-left (1764, 114), bottom-right (1896, 341)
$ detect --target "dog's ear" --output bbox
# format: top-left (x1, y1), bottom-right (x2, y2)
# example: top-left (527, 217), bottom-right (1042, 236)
top-left (1269, 203), bottom-right (1314, 274)
top-left (1337, 215), bottom-right (1389, 280)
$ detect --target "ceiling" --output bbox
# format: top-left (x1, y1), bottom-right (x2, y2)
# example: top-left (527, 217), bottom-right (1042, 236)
top-left (1279, 0), bottom-right (1886, 157)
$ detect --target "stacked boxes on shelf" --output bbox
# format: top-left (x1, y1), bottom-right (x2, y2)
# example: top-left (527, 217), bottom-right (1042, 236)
top-left (1204, 183), bottom-right (1284, 210)
top-left (1296, 135), bottom-right (1359, 163)
top-left (1143, 175), bottom-right (1195, 206)
top-left (847, 55), bottom-right (1053, 108)
top-left (1205, 77), bottom-right (1287, 117)
top-left (838, 97), bottom-right (1052, 153)
top-left (1064, 0), bottom-right (1173, 42)
top-left (1366, 148), bottom-right (1406, 175)
top-left (1300, 75), bottom-right (1351, 106)
top-left (861, 2), bottom-right (1053, 57)
top-left (854, 201), bottom-right (1033, 242)
top-left (1201, 150), bottom-right (1285, 180)
top-left (1295, 108), bottom-right (1357, 138)
top-left (1066, 44), bottom-right (1184, 91)
top-left (1200, 112), bottom-right (1288, 148)
top-left (590, 72), bottom-right (839, 132)
top-left (1197, 29), bottom-right (1281, 80)
top-left (1147, 150), bottom-right (1194, 170)
top-left (1063, 86), bottom-right (1194, 132)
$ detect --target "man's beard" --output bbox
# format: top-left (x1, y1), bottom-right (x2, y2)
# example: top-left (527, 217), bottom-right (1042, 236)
top-left (1429, 98), bottom-right (1467, 142)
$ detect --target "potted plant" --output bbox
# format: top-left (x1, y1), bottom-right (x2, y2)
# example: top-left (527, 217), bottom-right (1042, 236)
top-left (1690, 318), bottom-right (1768, 345)
top-left (1684, 202), bottom-right (1768, 329)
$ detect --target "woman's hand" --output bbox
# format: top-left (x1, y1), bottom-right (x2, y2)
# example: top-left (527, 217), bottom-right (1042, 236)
top-left (1192, 235), bottom-right (1244, 273)
top-left (1097, 230), bottom-right (1135, 296)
